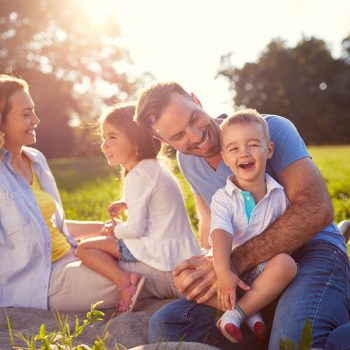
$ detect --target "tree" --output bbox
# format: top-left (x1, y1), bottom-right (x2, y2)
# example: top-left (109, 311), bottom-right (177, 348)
top-left (0, 0), bottom-right (150, 156)
top-left (218, 36), bottom-right (350, 144)
top-left (342, 33), bottom-right (350, 64)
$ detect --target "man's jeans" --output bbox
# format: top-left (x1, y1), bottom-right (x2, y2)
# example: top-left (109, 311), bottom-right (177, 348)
top-left (148, 240), bottom-right (350, 350)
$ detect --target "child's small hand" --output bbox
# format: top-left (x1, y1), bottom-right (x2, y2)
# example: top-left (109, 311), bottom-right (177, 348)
top-left (100, 220), bottom-right (118, 236)
top-left (217, 269), bottom-right (237, 311)
top-left (216, 270), bottom-right (250, 311)
top-left (108, 201), bottom-right (127, 219)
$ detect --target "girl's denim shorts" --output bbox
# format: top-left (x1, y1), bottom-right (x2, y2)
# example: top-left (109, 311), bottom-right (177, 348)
top-left (118, 239), bottom-right (138, 263)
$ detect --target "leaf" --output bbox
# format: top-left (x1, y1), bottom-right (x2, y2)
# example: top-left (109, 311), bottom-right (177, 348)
top-left (5, 310), bottom-right (15, 346)
top-left (299, 319), bottom-right (313, 350)
top-left (280, 336), bottom-right (295, 350)
top-left (40, 323), bottom-right (46, 337)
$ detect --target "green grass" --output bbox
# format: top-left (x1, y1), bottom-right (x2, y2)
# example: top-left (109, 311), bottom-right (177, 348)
top-left (49, 145), bottom-right (350, 236)
top-left (49, 157), bottom-right (123, 221)
top-left (308, 145), bottom-right (350, 223)
top-left (49, 156), bottom-right (199, 232)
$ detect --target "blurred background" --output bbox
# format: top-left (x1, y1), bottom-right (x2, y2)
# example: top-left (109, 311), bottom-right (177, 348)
top-left (1, 0), bottom-right (349, 226)
top-left (1, 0), bottom-right (350, 157)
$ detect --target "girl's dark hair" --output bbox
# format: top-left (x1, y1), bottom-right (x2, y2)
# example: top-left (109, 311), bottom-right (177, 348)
top-left (100, 103), bottom-right (161, 160)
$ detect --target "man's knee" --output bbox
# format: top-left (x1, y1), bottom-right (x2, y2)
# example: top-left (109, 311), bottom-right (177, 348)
top-left (148, 306), bottom-right (171, 343)
top-left (324, 323), bottom-right (350, 350)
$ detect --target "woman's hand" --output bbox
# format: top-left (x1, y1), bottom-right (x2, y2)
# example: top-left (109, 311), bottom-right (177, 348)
top-left (107, 201), bottom-right (127, 219)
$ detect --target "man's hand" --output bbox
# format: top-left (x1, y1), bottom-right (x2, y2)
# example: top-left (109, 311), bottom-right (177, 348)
top-left (173, 255), bottom-right (217, 302)
top-left (108, 201), bottom-right (127, 219)
top-left (172, 255), bottom-right (249, 305)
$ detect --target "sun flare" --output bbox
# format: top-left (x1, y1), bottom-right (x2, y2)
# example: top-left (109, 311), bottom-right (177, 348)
top-left (79, 0), bottom-right (118, 26)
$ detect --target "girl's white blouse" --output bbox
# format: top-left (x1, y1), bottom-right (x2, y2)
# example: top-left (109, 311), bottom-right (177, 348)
top-left (114, 158), bottom-right (201, 271)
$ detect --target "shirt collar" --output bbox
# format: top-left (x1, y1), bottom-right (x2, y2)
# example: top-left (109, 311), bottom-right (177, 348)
top-left (224, 173), bottom-right (283, 197)
top-left (1, 147), bottom-right (41, 175)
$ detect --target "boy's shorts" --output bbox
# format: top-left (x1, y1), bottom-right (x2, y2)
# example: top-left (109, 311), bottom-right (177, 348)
top-left (118, 239), bottom-right (138, 263)
top-left (241, 262), bottom-right (266, 286)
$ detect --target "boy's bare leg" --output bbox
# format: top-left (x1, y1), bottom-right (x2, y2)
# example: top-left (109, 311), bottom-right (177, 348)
top-left (174, 253), bottom-right (296, 315)
top-left (237, 253), bottom-right (297, 317)
top-left (216, 253), bottom-right (297, 342)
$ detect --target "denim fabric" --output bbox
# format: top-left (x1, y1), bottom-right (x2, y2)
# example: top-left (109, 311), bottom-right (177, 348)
top-left (241, 263), bottom-right (265, 286)
top-left (148, 297), bottom-right (270, 349)
top-left (118, 239), bottom-right (137, 263)
top-left (148, 240), bottom-right (350, 350)
top-left (269, 240), bottom-right (350, 349)
top-left (0, 147), bottom-right (75, 309)
top-left (324, 323), bottom-right (350, 350)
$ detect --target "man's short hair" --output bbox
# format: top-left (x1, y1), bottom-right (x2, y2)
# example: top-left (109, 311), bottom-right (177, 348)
top-left (221, 109), bottom-right (270, 142)
top-left (135, 82), bottom-right (191, 132)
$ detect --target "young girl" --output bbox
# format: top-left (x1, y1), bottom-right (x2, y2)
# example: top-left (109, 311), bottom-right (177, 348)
top-left (76, 104), bottom-right (201, 314)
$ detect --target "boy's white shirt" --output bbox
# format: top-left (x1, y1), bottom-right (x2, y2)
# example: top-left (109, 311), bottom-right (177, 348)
top-left (209, 174), bottom-right (288, 250)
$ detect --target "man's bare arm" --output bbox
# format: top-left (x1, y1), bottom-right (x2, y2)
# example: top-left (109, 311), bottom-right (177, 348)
top-left (194, 195), bottom-right (211, 249)
top-left (231, 157), bottom-right (333, 275)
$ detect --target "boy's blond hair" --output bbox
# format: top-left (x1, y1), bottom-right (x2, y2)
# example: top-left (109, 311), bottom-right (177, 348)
top-left (220, 109), bottom-right (270, 143)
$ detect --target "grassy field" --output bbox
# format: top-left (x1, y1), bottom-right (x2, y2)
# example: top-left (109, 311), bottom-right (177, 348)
top-left (308, 145), bottom-right (350, 223)
top-left (49, 145), bottom-right (350, 236)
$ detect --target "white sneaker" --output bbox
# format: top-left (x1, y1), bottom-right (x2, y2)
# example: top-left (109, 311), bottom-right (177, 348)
top-left (245, 312), bottom-right (266, 340)
top-left (216, 311), bottom-right (243, 343)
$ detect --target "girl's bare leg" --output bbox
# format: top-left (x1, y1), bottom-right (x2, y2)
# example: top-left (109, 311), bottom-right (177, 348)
top-left (76, 236), bottom-right (142, 308)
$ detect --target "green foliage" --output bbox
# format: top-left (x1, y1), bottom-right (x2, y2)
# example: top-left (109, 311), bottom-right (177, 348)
top-left (0, 0), bottom-right (152, 157)
top-left (50, 146), bottom-right (350, 233)
top-left (280, 320), bottom-right (313, 350)
top-left (50, 156), bottom-right (199, 234)
top-left (50, 149), bottom-right (350, 254)
top-left (218, 35), bottom-right (350, 144)
top-left (5, 302), bottom-right (122, 349)
top-left (308, 146), bottom-right (350, 223)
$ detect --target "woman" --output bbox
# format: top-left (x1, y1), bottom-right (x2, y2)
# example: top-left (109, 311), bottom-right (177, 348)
top-left (0, 74), bottom-right (198, 311)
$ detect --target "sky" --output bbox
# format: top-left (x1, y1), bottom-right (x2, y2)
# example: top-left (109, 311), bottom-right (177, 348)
top-left (88, 0), bottom-right (350, 116)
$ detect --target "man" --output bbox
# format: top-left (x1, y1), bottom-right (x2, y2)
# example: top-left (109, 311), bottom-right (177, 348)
top-left (135, 82), bottom-right (350, 349)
